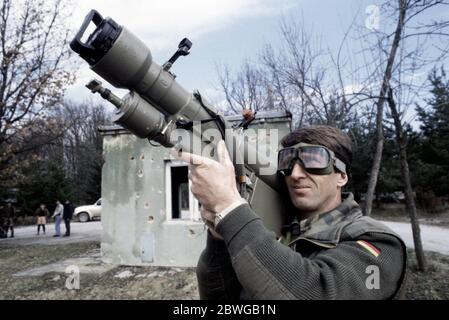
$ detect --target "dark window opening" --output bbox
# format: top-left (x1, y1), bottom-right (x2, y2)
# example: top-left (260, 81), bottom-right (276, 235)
top-left (171, 166), bottom-right (189, 219)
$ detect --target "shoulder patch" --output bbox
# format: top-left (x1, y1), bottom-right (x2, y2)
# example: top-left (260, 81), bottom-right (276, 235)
top-left (357, 240), bottom-right (380, 258)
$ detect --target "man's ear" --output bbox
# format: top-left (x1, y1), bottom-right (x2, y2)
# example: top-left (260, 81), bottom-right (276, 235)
top-left (336, 172), bottom-right (348, 188)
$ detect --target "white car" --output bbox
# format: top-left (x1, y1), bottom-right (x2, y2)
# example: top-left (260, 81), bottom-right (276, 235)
top-left (74, 199), bottom-right (102, 222)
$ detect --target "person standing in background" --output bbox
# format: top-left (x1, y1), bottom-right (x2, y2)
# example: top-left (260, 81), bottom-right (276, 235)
top-left (0, 204), bottom-right (7, 238)
top-left (52, 200), bottom-right (64, 237)
top-left (63, 200), bottom-right (74, 237)
top-left (35, 204), bottom-right (49, 235)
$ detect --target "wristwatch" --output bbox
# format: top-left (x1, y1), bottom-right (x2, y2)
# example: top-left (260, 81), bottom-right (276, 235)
top-left (214, 198), bottom-right (247, 227)
top-left (214, 212), bottom-right (225, 227)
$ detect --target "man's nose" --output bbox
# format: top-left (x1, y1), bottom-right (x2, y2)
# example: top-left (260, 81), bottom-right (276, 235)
top-left (290, 161), bottom-right (308, 179)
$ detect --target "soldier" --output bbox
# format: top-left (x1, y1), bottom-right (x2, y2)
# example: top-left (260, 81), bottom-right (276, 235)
top-left (175, 125), bottom-right (407, 300)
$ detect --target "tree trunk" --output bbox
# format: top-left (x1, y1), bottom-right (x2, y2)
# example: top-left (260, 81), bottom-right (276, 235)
top-left (387, 88), bottom-right (427, 271)
top-left (364, 0), bottom-right (407, 216)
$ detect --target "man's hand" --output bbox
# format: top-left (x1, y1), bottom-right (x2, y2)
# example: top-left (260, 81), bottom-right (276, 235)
top-left (172, 140), bottom-right (242, 214)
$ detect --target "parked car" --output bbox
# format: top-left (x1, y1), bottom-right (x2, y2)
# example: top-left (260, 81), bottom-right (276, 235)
top-left (74, 199), bottom-right (101, 222)
top-left (379, 194), bottom-right (401, 204)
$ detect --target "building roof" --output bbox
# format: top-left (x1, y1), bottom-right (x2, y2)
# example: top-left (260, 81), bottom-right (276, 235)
top-left (224, 109), bottom-right (291, 123)
top-left (98, 109), bottom-right (291, 135)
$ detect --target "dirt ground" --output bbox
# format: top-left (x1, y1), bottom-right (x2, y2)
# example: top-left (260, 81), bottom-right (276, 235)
top-left (1, 240), bottom-right (448, 300)
top-left (0, 241), bottom-right (198, 300)
top-left (404, 249), bottom-right (449, 300)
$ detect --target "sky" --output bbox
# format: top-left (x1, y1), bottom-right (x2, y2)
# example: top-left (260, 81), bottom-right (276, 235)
top-left (66, 0), bottom-right (379, 105)
top-left (65, 0), bottom-right (449, 121)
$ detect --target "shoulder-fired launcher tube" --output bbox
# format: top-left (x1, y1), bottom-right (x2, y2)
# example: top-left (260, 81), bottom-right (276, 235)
top-left (70, 10), bottom-right (282, 193)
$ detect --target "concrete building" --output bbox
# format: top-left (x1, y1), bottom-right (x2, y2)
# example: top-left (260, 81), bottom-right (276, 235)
top-left (99, 110), bottom-right (292, 267)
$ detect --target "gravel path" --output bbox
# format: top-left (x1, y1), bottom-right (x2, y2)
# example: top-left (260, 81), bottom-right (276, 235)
top-left (381, 220), bottom-right (449, 256)
top-left (0, 221), bottom-right (101, 247)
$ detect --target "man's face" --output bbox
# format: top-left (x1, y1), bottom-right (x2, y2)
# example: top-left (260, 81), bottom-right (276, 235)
top-left (40, 204), bottom-right (45, 210)
top-left (285, 162), bottom-right (347, 218)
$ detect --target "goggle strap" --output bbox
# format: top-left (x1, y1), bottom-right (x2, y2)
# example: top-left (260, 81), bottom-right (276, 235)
top-left (334, 158), bottom-right (346, 175)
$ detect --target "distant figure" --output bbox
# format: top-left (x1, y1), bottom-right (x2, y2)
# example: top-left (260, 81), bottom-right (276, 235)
top-left (52, 200), bottom-right (64, 237)
top-left (233, 108), bottom-right (257, 129)
top-left (0, 204), bottom-right (7, 238)
top-left (242, 108), bottom-right (255, 121)
top-left (5, 203), bottom-right (15, 238)
top-left (35, 204), bottom-right (49, 235)
top-left (63, 200), bottom-right (74, 237)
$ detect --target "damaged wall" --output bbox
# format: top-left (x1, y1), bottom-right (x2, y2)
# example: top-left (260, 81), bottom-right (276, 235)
top-left (100, 111), bottom-right (292, 267)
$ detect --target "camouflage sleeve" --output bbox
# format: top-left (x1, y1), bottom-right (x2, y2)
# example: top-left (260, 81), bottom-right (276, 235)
top-left (196, 230), bottom-right (242, 300)
top-left (215, 203), bottom-right (405, 300)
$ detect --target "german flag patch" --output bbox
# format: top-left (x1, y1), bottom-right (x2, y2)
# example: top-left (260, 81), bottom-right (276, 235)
top-left (357, 240), bottom-right (380, 258)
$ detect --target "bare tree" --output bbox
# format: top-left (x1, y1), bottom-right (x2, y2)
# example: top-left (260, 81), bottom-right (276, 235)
top-left (60, 100), bottom-right (109, 204)
top-left (0, 0), bottom-right (74, 186)
top-left (387, 87), bottom-right (426, 270)
top-left (14, 99), bottom-right (110, 213)
top-left (217, 60), bottom-right (269, 114)
top-left (214, 14), bottom-right (356, 129)
top-left (356, 0), bottom-right (449, 271)
top-left (363, 0), bottom-right (449, 218)
top-left (260, 16), bottom-right (331, 128)
top-left (363, 0), bottom-right (407, 218)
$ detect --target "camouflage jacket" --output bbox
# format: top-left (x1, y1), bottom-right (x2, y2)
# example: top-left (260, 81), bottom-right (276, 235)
top-left (196, 193), bottom-right (407, 300)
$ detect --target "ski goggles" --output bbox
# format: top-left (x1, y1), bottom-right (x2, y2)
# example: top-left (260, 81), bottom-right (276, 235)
top-left (277, 142), bottom-right (347, 176)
